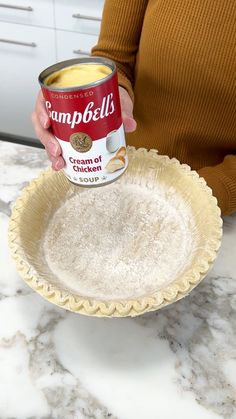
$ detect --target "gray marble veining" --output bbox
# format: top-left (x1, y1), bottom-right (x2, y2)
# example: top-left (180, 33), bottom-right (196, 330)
top-left (0, 141), bottom-right (235, 419)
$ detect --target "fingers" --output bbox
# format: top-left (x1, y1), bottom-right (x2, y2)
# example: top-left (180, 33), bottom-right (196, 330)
top-left (32, 90), bottom-right (65, 169)
top-left (35, 91), bottom-right (50, 129)
top-left (51, 156), bottom-right (65, 171)
top-left (46, 150), bottom-right (65, 171)
top-left (119, 86), bottom-right (137, 133)
top-left (32, 91), bottom-right (52, 147)
top-left (32, 110), bottom-right (60, 153)
top-left (122, 114), bottom-right (137, 132)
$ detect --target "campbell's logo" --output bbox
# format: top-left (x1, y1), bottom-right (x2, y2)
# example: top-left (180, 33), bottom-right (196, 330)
top-left (45, 93), bottom-right (115, 129)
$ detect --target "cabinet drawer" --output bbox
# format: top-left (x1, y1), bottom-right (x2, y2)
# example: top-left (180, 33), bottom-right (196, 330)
top-left (55, 0), bottom-right (104, 35)
top-left (0, 22), bottom-right (56, 138)
top-left (0, 0), bottom-right (54, 28)
top-left (56, 30), bottom-right (98, 62)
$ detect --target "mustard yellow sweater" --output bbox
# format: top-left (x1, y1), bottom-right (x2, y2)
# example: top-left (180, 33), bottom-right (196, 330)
top-left (92, 0), bottom-right (236, 215)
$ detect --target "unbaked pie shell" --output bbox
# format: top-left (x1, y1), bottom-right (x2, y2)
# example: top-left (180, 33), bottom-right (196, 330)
top-left (8, 148), bottom-right (222, 317)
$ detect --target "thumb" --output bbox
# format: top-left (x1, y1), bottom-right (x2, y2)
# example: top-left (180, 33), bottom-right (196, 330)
top-left (119, 86), bottom-right (137, 133)
top-left (122, 114), bottom-right (137, 133)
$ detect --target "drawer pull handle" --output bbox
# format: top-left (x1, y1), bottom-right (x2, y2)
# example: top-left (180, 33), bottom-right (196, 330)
top-left (0, 3), bottom-right (33, 11)
top-left (73, 49), bottom-right (91, 56)
top-left (0, 38), bottom-right (36, 47)
top-left (72, 13), bottom-right (101, 22)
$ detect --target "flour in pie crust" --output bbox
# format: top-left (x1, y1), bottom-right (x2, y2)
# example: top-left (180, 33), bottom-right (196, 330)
top-left (43, 182), bottom-right (195, 299)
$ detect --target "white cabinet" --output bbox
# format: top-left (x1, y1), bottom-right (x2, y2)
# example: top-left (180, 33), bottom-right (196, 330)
top-left (56, 30), bottom-right (98, 62)
top-left (0, 0), bottom-right (105, 140)
top-left (0, 0), bottom-right (54, 28)
top-left (0, 22), bottom-right (56, 138)
top-left (54, 0), bottom-right (103, 35)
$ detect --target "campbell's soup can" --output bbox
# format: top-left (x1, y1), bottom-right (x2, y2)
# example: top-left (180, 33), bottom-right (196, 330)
top-left (39, 57), bottom-right (127, 187)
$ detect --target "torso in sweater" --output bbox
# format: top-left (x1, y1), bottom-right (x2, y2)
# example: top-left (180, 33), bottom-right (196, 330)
top-left (128, 0), bottom-right (236, 170)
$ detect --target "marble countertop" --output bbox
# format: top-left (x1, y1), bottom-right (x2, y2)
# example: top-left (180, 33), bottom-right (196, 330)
top-left (0, 140), bottom-right (236, 419)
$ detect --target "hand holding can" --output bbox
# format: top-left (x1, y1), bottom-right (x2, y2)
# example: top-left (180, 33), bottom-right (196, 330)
top-left (38, 57), bottom-right (134, 187)
top-left (32, 87), bottom-right (136, 171)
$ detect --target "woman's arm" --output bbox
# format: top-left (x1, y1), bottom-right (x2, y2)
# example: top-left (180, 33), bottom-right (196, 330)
top-left (198, 155), bottom-right (236, 215)
top-left (92, 0), bottom-right (149, 101)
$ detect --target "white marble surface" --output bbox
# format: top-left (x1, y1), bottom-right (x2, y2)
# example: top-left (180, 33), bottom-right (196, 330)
top-left (0, 140), bottom-right (236, 419)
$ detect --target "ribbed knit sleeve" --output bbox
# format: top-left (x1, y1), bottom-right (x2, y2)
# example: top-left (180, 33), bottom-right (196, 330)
top-left (198, 156), bottom-right (236, 216)
top-left (91, 0), bottom-right (148, 101)
top-left (91, 1), bottom-right (236, 216)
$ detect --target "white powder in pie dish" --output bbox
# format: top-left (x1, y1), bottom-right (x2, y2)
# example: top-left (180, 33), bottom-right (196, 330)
top-left (43, 182), bottom-right (195, 300)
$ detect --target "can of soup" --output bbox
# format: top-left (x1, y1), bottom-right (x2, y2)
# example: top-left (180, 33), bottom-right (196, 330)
top-left (39, 57), bottom-right (127, 187)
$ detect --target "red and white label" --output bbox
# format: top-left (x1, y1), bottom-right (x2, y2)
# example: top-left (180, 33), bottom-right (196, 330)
top-left (41, 70), bottom-right (127, 186)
